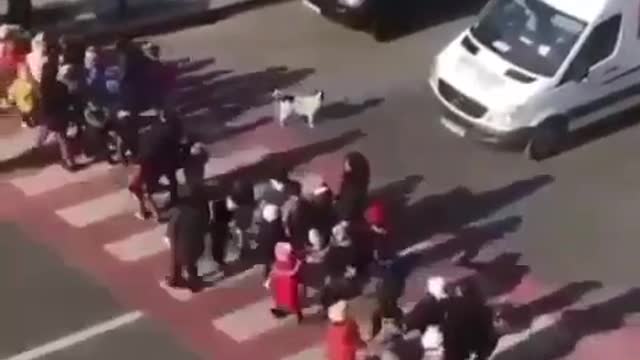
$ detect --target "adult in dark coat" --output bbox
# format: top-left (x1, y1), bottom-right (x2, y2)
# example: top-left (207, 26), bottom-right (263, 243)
top-left (128, 110), bottom-right (181, 219)
top-left (335, 152), bottom-right (370, 222)
top-left (403, 277), bottom-right (450, 334)
top-left (35, 61), bottom-right (76, 170)
top-left (210, 198), bottom-right (233, 270)
top-left (165, 186), bottom-right (210, 292)
top-left (371, 263), bottom-right (405, 338)
top-left (309, 183), bottom-right (336, 241)
top-left (442, 281), bottom-right (498, 360)
top-left (256, 204), bottom-right (288, 285)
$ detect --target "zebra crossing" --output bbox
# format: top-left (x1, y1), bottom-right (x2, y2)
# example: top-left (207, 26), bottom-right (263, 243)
top-left (1, 129), bottom-right (638, 360)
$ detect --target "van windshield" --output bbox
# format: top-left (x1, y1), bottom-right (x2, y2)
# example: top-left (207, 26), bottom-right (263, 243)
top-left (470, 0), bottom-right (587, 77)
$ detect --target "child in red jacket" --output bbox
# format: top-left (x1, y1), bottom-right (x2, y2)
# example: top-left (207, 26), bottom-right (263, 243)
top-left (326, 300), bottom-right (366, 360)
top-left (270, 242), bottom-right (303, 323)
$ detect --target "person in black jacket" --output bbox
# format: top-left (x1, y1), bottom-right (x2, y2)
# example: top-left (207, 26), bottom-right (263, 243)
top-left (403, 277), bottom-right (450, 334)
top-left (210, 198), bottom-right (233, 271)
top-left (128, 110), bottom-right (181, 220)
top-left (226, 179), bottom-right (256, 253)
top-left (335, 152), bottom-right (370, 222)
top-left (165, 185), bottom-right (210, 292)
top-left (442, 280), bottom-right (498, 360)
top-left (34, 61), bottom-right (77, 170)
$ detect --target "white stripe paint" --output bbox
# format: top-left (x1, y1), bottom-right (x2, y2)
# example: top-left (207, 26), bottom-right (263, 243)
top-left (491, 313), bottom-right (561, 356)
top-left (104, 226), bottom-right (168, 262)
top-left (213, 298), bottom-right (322, 342)
top-left (10, 162), bottom-right (112, 196)
top-left (55, 189), bottom-right (133, 228)
top-left (0, 129), bottom-right (38, 162)
top-left (4, 311), bottom-right (143, 360)
top-left (397, 238), bottom-right (447, 258)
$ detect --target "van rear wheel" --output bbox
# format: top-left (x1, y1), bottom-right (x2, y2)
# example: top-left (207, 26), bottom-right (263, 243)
top-left (525, 122), bottom-right (567, 161)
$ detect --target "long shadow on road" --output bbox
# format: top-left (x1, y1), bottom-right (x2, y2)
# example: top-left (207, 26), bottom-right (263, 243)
top-left (494, 287), bottom-right (640, 360)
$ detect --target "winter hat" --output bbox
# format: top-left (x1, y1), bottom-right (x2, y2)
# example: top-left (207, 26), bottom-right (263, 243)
top-left (426, 277), bottom-right (447, 300)
top-left (328, 300), bottom-right (348, 323)
top-left (365, 201), bottom-right (386, 228)
top-left (421, 326), bottom-right (444, 354)
top-left (262, 204), bottom-right (280, 223)
top-left (274, 242), bottom-right (292, 262)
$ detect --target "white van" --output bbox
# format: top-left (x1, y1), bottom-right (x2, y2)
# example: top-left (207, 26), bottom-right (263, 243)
top-left (429, 0), bottom-right (640, 160)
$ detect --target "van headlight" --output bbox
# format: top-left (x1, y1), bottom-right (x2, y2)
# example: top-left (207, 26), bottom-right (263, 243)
top-left (339, 0), bottom-right (365, 7)
top-left (487, 111), bottom-right (516, 131)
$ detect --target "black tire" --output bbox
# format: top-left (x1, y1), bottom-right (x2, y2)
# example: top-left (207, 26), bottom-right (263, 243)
top-left (525, 120), bottom-right (568, 161)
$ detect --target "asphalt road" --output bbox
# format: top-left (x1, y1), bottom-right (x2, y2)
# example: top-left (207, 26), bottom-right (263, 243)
top-left (2, 0), bottom-right (640, 359)
top-left (152, 0), bottom-right (640, 285)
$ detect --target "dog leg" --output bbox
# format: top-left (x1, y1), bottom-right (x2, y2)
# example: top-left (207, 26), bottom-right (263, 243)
top-left (307, 114), bottom-right (315, 129)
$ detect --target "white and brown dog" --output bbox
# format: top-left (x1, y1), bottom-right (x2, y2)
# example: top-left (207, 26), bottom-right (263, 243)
top-left (272, 89), bottom-right (325, 128)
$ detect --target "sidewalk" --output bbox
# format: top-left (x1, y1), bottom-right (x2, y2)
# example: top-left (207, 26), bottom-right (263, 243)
top-left (2, 0), bottom-right (289, 42)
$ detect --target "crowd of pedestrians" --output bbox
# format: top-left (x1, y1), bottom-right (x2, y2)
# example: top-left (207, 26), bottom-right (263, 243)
top-left (0, 25), bottom-right (503, 360)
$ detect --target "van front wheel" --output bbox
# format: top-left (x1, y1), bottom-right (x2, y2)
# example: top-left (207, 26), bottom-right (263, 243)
top-left (525, 123), bottom-right (567, 161)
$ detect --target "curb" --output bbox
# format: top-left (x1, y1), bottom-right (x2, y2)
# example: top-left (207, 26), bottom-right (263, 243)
top-left (46, 0), bottom-right (292, 43)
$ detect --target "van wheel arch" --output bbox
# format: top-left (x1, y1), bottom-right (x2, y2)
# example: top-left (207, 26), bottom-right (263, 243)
top-left (525, 115), bottom-right (570, 161)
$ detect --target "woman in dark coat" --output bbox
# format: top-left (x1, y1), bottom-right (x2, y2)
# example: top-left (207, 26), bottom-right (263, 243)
top-left (34, 61), bottom-right (76, 170)
top-left (165, 186), bottom-right (210, 292)
top-left (335, 152), bottom-right (371, 222)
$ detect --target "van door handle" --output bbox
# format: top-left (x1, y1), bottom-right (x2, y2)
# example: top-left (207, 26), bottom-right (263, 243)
top-left (604, 66), bottom-right (620, 75)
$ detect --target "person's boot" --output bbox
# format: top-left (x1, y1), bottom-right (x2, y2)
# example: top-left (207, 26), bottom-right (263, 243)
top-left (270, 308), bottom-right (288, 319)
top-left (166, 275), bottom-right (188, 288)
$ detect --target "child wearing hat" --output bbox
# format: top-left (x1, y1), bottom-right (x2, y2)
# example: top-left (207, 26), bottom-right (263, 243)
top-left (326, 300), bottom-right (366, 360)
top-left (269, 241), bottom-right (303, 323)
top-left (7, 63), bottom-right (37, 127)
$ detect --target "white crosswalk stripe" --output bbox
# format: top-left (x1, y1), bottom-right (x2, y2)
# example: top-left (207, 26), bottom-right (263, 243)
top-left (10, 162), bottom-right (112, 196)
top-left (212, 297), bottom-right (322, 343)
top-left (104, 226), bottom-right (168, 262)
top-left (56, 189), bottom-right (133, 228)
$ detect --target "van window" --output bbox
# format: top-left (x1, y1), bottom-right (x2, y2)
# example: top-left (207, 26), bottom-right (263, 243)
top-left (561, 14), bottom-right (621, 83)
top-left (581, 15), bottom-right (621, 67)
top-left (470, 0), bottom-right (587, 77)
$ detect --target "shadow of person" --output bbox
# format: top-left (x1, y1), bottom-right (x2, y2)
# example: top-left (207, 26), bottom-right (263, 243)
top-left (455, 252), bottom-right (531, 300)
top-left (191, 116), bottom-right (272, 144)
top-left (213, 129), bottom-right (365, 186)
top-left (493, 288), bottom-right (640, 360)
top-left (397, 174), bottom-right (553, 251)
top-left (499, 280), bottom-right (603, 335)
top-left (398, 216), bottom-right (522, 276)
top-left (0, 145), bottom-right (61, 173)
top-left (178, 66), bottom-right (316, 125)
top-left (317, 97), bottom-right (385, 123)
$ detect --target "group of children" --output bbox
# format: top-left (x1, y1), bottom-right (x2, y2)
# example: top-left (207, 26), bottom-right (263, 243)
top-left (164, 148), bottom-right (501, 359)
top-left (0, 23), bottom-right (177, 171)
